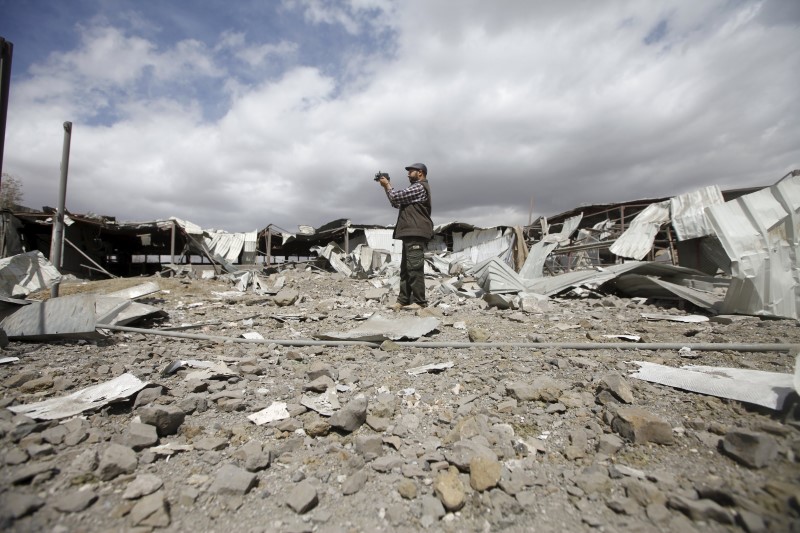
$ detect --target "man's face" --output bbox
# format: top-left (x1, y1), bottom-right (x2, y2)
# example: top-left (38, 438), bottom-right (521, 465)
top-left (407, 169), bottom-right (420, 183)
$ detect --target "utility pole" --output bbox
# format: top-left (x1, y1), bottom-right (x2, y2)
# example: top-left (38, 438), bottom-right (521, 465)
top-left (50, 122), bottom-right (72, 297)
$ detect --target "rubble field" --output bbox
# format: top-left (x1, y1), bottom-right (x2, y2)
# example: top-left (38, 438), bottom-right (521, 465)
top-left (1, 269), bottom-right (799, 532)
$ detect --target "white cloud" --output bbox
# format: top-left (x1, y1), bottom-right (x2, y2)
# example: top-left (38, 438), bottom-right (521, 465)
top-left (3, 0), bottom-right (798, 234)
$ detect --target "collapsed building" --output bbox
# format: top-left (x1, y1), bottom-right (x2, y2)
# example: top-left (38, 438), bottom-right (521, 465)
top-left (0, 170), bottom-right (798, 322)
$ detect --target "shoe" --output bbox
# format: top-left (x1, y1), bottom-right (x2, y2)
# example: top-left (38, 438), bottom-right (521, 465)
top-left (388, 302), bottom-right (406, 311)
top-left (402, 303), bottom-right (423, 310)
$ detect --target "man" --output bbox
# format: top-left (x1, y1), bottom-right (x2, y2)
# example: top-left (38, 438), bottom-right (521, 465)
top-left (377, 163), bottom-right (433, 310)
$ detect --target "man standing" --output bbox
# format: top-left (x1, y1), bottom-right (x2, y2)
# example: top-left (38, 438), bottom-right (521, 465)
top-left (377, 163), bottom-right (433, 310)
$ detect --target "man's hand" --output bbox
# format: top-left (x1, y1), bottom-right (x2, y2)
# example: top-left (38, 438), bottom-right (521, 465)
top-left (378, 177), bottom-right (391, 189)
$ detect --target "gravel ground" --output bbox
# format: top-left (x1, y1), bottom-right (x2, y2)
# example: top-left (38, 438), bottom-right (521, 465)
top-left (0, 268), bottom-right (799, 532)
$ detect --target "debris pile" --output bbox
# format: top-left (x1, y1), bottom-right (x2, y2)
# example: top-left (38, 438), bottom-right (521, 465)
top-left (0, 266), bottom-right (797, 531)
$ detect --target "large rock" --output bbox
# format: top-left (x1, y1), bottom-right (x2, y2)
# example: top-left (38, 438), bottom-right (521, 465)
top-left (611, 408), bottom-right (674, 445)
top-left (721, 430), bottom-right (778, 468)
top-left (130, 491), bottom-right (171, 528)
top-left (287, 480), bottom-right (318, 514)
top-left (329, 395), bottom-right (368, 433)
top-left (469, 456), bottom-right (502, 492)
top-left (597, 372), bottom-right (634, 403)
top-left (273, 289), bottom-right (299, 307)
top-left (433, 466), bottom-right (466, 512)
top-left (126, 422), bottom-right (159, 451)
top-left (137, 405), bottom-right (185, 437)
top-left (209, 464), bottom-right (257, 495)
top-left (97, 443), bottom-right (138, 481)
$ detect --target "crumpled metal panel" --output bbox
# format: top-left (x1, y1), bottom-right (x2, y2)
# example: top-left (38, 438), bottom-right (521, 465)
top-left (670, 185), bottom-right (725, 241)
top-left (706, 173), bottom-right (800, 319)
top-left (0, 294), bottom-right (102, 340)
top-left (525, 261), bottom-right (704, 297)
top-left (0, 250), bottom-right (61, 298)
top-left (206, 232), bottom-right (245, 262)
top-left (450, 229), bottom-right (515, 269)
top-left (470, 257), bottom-right (533, 294)
top-left (8, 373), bottom-right (147, 420)
top-left (519, 214), bottom-right (583, 279)
top-left (610, 201), bottom-right (671, 260)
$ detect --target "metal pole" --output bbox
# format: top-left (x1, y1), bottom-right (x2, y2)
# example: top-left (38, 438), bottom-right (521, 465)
top-left (266, 227), bottom-right (272, 266)
top-left (50, 121), bottom-right (72, 297)
top-left (170, 219), bottom-right (176, 266)
top-left (94, 324), bottom-right (800, 353)
top-left (0, 37), bottom-right (12, 177)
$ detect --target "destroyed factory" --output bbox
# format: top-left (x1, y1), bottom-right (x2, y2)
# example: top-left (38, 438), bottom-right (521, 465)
top-left (0, 170), bottom-right (798, 532)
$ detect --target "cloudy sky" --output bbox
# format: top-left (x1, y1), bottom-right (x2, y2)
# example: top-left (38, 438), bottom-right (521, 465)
top-left (1, 0), bottom-right (798, 233)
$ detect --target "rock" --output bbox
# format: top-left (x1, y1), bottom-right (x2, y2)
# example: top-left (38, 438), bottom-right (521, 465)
top-left (574, 465), bottom-right (611, 495)
top-left (355, 435), bottom-right (384, 461)
top-left (210, 464), bottom-right (257, 495)
top-left (468, 328), bottom-right (490, 342)
top-left (433, 466), bottom-right (466, 511)
top-left (420, 494), bottom-right (446, 525)
top-left (506, 376), bottom-right (566, 402)
top-left (612, 407), bottom-right (674, 445)
top-left (304, 417), bottom-right (331, 437)
top-left (342, 470), bottom-right (368, 495)
top-left (444, 439), bottom-right (497, 471)
top-left (304, 375), bottom-right (335, 392)
top-left (137, 405), bottom-right (185, 437)
top-left (130, 491), bottom-right (171, 528)
top-left (0, 491), bottom-right (44, 520)
top-left (596, 433), bottom-right (624, 455)
top-left (126, 422), bottom-right (158, 451)
top-left (20, 376), bottom-right (54, 393)
top-left (194, 437), bottom-right (229, 451)
top-left (123, 474), bottom-right (164, 499)
top-left (4, 370), bottom-right (38, 389)
top-left (668, 495), bottom-right (734, 524)
top-left (274, 289), bottom-right (299, 307)
top-left (371, 455), bottom-right (404, 473)
top-left (469, 456), bottom-right (502, 491)
top-left (606, 496), bottom-right (639, 515)
top-left (41, 425), bottom-right (67, 445)
top-left (369, 393), bottom-right (396, 418)
top-left (720, 430), bottom-right (778, 468)
top-left (598, 372), bottom-right (634, 403)
top-left (287, 480), bottom-right (318, 514)
top-left (133, 385), bottom-right (163, 408)
top-left (233, 440), bottom-right (271, 472)
top-left (624, 478), bottom-right (666, 507)
top-left (52, 489), bottom-right (98, 513)
top-left (329, 395), bottom-right (368, 433)
top-left (737, 509), bottom-right (767, 533)
top-left (97, 443), bottom-right (138, 481)
top-left (397, 479), bottom-right (417, 499)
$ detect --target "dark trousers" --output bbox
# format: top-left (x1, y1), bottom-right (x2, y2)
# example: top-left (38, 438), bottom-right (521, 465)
top-left (398, 237), bottom-right (427, 306)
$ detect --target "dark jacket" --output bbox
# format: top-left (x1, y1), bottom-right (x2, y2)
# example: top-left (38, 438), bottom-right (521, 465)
top-left (393, 179), bottom-right (433, 240)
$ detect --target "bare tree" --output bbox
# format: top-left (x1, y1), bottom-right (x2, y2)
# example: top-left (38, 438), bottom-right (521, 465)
top-left (0, 172), bottom-right (23, 209)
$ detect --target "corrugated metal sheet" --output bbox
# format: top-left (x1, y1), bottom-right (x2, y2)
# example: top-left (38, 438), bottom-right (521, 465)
top-left (364, 229), bottom-right (403, 263)
top-left (205, 232), bottom-right (245, 262)
top-left (610, 201), bottom-right (670, 260)
top-left (450, 229), bottom-right (514, 267)
top-left (242, 231), bottom-right (257, 264)
top-left (519, 214), bottom-right (583, 279)
top-left (671, 185), bottom-right (725, 241)
top-left (706, 173), bottom-right (800, 319)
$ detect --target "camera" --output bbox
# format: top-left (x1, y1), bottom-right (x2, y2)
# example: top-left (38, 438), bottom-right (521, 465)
top-left (374, 171), bottom-right (390, 182)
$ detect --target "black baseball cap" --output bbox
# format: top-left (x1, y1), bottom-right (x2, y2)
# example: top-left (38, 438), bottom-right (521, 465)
top-left (405, 163), bottom-right (427, 174)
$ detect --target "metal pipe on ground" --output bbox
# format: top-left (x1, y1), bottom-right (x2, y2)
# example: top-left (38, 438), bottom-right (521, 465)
top-left (96, 324), bottom-right (800, 353)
